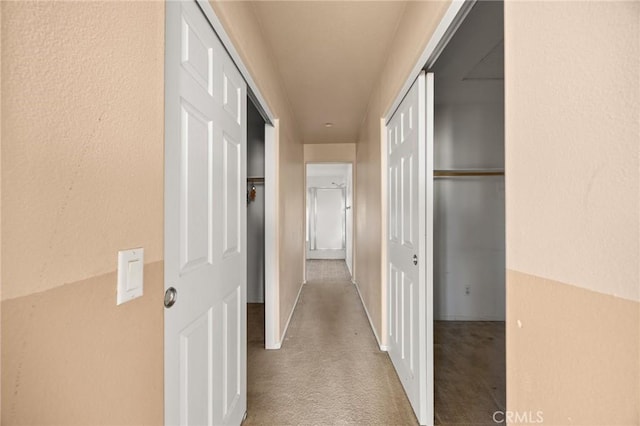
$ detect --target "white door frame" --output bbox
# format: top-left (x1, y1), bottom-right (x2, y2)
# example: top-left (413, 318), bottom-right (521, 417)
top-left (263, 121), bottom-right (279, 349)
top-left (167, 0), bottom-right (280, 350)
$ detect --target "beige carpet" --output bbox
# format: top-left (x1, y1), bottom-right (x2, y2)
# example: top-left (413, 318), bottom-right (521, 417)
top-left (245, 279), bottom-right (417, 425)
top-left (305, 259), bottom-right (352, 283)
top-left (246, 261), bottom-right (505, 425)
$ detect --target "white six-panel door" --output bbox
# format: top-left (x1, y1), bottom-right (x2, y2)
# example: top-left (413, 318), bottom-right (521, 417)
top-left (387, 71), bottom-right (434, 425)
top-left (165, 1), bottom-right (247, 424)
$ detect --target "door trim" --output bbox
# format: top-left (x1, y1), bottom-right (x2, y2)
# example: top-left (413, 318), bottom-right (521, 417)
top-left (264, 121), bottom-right (279, 349)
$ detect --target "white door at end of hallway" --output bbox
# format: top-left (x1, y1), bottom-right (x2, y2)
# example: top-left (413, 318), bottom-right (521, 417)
top-left (165, 1), bottom-right (247, 425)
top-left (387, 71), bottom-right (434, 425)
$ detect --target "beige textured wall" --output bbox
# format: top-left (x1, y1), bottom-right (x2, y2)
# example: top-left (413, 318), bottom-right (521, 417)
top-left (2, 1), bottom-right (164, 301)
top-left (506, 1), bottom-right (639, 302)
top-left (1, 1), bottom-right (165, 423)
top-left (2, 264), bottom-right (164, 425)
top-left (355, 1), bottom-right (449, 343)
top-left (304, 143), bottom-right (356, 164)
top-left (210, 1), bottom-right (305, 339)
top-left (505, 2), bottom-right (639, 423)
top-left (0, 1), bottom-right (3, 415)
top-left (507, 271), bottom-right (639, 425)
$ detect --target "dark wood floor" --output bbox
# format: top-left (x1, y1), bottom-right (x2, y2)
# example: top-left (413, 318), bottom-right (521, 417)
top-left (435, 321), bottom-right (506, 425)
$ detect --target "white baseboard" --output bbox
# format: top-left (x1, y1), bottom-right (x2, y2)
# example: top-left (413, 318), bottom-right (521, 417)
top-left (353, 280), bottom-right (388, 351)
top-left (274, 282), bottom-right (304, 349)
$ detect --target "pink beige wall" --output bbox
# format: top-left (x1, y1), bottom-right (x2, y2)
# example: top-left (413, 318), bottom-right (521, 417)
top-left (355, 1), bottom-right (450, 344)
top-left (1, 0), bottom-right (3, 413)
top-left (505, 2), bottom-right (639, 424)
top-left (209, 1), bottom-right (305, 340)
top-left (2, 1), bottom-right (164, 423)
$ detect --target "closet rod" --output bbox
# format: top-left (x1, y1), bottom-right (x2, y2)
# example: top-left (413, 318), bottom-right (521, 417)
top-left (247, 177), bottom-right (264, 183)
top-left (434, 169), bottom-right (504, 178)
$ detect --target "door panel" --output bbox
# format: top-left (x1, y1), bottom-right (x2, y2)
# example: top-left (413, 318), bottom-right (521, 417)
top-left (387, 71), bottom-right (434, 425)
top-left (181, 15), bottom-right (214, 96)
top-left (179, 309), bottom-right (213, 425)
top-left (180, 101), bottom-right (214, 273)
top-left (223, 71), bottom-right (242, 124)
top-left (222, 286), bottom-right (241, 419)
top-left (389, 164), bottom-right (399, 242)
top-left (165, 1), bottom-right (247, 425)
top-left (401, 154), bottom-right (414, 247)
top-left (223, 133), bottom-right (241, 257)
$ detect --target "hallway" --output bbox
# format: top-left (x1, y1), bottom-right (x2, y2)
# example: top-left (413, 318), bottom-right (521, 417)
top-left (245, 260), bottom-right (417, 424)
top-left (246, 261), bottom-right (506, 425)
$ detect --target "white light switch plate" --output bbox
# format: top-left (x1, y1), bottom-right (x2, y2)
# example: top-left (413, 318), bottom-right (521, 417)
top-left (117, 248), bottom-right (144, 305)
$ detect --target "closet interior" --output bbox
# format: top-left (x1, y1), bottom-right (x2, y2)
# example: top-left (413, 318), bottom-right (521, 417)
top-left (429, 1), bottom-right (506, 424)
top-left (246, 98), bottom-right (266, 347)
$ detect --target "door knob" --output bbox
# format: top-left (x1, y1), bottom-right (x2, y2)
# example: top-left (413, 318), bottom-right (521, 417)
top-left (413, 254), bottom-right (418, 266)
top-left (164, 287), bottom-right (177, 308)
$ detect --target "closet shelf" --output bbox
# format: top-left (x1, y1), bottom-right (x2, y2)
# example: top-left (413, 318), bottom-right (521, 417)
top-left (434, 169), bottom-right (504, 178)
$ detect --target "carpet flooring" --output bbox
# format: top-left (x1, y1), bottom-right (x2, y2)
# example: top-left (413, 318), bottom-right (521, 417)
top-left (305, 259), bottom-right (352, 283)
top-left (245, 260), bottom-right (505, 425)
top-left (245, 262), bottom-right (416, 424)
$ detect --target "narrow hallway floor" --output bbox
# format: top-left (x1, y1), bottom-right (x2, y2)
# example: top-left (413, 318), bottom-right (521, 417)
top-left (245, 261), bottom-right (417, 425)
top-left (305, 259), bottom-right (352, 282)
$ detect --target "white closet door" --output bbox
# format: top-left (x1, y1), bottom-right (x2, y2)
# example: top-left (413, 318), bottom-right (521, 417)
top-left (164, 1), bottom-right (247, 424)
top-left (387, 71), bottom-right (434, 425)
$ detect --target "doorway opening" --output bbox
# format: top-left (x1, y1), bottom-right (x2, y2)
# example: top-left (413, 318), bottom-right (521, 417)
top-left (429, 1), bottom-right (505, 424)
top-left (305, 163), bottom-right (353, 283)
top-left (246, 97), bottom-right (267, 351)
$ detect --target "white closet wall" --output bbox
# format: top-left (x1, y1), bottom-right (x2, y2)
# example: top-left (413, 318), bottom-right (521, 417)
top-left (434, 102), bottom-right (505, 320)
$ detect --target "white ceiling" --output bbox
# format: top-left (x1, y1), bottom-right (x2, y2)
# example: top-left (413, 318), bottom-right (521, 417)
top-left (251, 1), bottom-right (407, 144)
top-left (430, 1), bottom-right (504, 104)
top-left (250, 1), bottom-right (504, 143)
